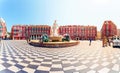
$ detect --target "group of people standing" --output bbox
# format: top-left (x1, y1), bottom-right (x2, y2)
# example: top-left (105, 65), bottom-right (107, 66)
top-left (102, 36), bottom-right (111, 47)
top-left (89, 37), bottom-right (111, 47)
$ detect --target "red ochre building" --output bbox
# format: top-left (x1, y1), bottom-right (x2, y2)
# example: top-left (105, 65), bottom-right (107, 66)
top-left (59, 25), bottom-right (97, 40)
top-left (26, 25), bottom-right (51, 40)
top-left (117, 29), bottom-right (120, 36)
top-left (101, 20), bottom-right (117, 39)
top-left (11, 25), bottom-right (51, 40)
top-left (11, 25), bottom-right (26, 40)
top-left (0, 18), bottom-right (7, 39)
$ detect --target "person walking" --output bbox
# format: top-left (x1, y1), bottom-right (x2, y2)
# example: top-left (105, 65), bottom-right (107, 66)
top-left (89, 38), bottom-right (92, 46)
top-left (102, 36), bottom-right (107, 47)
top-left (102, 37), bottom-right (105, 47)
top-left (108, 38), bottom-right (111, 46)
top-left (105, 37), bottom-right (107, 47)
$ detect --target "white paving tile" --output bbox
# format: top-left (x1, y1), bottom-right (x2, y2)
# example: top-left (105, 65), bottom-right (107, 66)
top-left (37, 66), bottom-right (50, 71)
top-left (15, 58), bottom-right (23, 62)
top-left (112, 59), bottom-right (117, 64)
top-left (98, 68), bottom-right (110, 73)
top-left (0, 64), bottom-right (6, 71)
top-left (8, 66), bottom-right (20, 72)
top-left (70, 61), bottom-right (79, 64)
top-left (92, 60), bottom-right (98, 63)
top-left (75, 65), bottom-right (88, 71)
top-left (52, 59), bottom-right (61, 62)
top-left (112, 64), bottom-right (119, 71)
top-left (101, 62), bottom-right (109, 66)
top-left (62, 61), bottom-right (71, 64)
top-left (7, 61), bottom-right (16, 65)
top-left (87, 70), bottom-right (96, 73)
top-left (73, 72), bottom-right (80, 73)
top-left (50, 71), bottom-right (64, 73)
top-left (63, 66), bottom-right (74, 71)
top-left (23, 67), bottom-right (35, 73)
top-left (30, 62), bottom-right (41, 65)
top-left (18, 62), bottom-right (28, 67)
top-left (0, 60), bottom-right (4, 64)
top-left (52, 64), bottom-right (62, 68)
top-left (41, 62), bottom-right (52, 64)
top-left (6, 57), bottom-right (13, 60)
top-left (81, 60), bottom-right (90, 64)
top-left (45, 57), bottom-right (52, 60)
top-left (90, 64), bottom-right (99, 69)
top-left (25, 58), bottom-right (33, 61)
top-left (34, 58), bottom-right (43, 61)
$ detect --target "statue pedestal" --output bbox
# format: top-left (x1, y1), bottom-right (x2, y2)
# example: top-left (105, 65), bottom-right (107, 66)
top-left (49, 36), bottom-right (62, 42)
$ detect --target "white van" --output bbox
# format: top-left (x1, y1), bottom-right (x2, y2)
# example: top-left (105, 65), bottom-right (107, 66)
top-left (112, 36), bottom-right (120, 48)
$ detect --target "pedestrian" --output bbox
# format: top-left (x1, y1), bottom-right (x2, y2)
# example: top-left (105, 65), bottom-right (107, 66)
top-left (108, 38), bottom-right (111, 46)
top-left (105, 37), bottom-right (107, 47)
top-left (102, 36), bottom-right (107, 47)
top-left (102, 37), bottom-right (104, 47)
top-left (0, 38), bottom-right (1, 42)
top-left (89, 38), bottom-right (92, 46)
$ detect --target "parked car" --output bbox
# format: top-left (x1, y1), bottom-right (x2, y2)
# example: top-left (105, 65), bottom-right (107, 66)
top-left (112, 36), bottom-right (120, 48)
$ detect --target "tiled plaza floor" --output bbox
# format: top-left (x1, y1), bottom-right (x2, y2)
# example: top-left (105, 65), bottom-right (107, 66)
top-left (0, 40), bottom-right (120, 73)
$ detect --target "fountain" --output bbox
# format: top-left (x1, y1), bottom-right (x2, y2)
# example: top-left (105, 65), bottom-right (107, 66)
top-left (49, 20), bottom-right (62, 42)
top-left (29, 20), bottom-right (79, 48)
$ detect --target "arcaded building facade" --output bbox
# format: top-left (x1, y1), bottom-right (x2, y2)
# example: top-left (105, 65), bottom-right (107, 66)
top-left (101, 21), bottom-right (117, 39)
top-left (59, 25), bottom-right (97, 40)
top-left (11, 25), bottom-right (26, 40)
top-left (27, 25), bottom-right (51, 40)
top-left (11, 25), bottom-right (51, 40)
top-left (0, 18), bottom-right (7, 39)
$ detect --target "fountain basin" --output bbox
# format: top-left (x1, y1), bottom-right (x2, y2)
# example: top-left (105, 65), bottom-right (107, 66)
top-left (29, 40), bottom-right (79, 48)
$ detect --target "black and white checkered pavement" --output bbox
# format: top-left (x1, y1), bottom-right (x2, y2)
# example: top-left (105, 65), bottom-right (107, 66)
top-left (0, 40), bottom-right (120, 73)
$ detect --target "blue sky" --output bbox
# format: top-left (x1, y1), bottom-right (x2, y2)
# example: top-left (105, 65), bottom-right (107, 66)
top-left (0, 0), bottom-right (120, 32)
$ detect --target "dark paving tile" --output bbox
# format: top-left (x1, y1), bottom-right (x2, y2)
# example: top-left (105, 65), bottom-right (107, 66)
top-left (19, 57), bottom-right (26, 59)
top-left (37, 57), bottom-right (45, 59)
top-left (109, 70), bottom-right (118, 73)
top-left (15, 64), bottom-right (25, 69)
top-left (21, 60), bottom-right (30, 64)
top-left (85, 62), bottom-right (95, 66)
top-left (2, 62), bottom-right (12, 68)
top-left (52, 61), bottom-right (62, 64)
top-left (11, 60), bottom-right (19, 63)
top-left (10, 56), bottom-right (16, 59)
top-left (78, 68), bottom-right (91, 73)
top-left (28, 57), bottom-right (35, 59)
top-left (1, 58), bottom-right (9, 61)
top-left (2, 55), bottom-right (8, 57)
top-left (52, 58), bottom-right (59, 59)
top-left (27, 64), bottom-right (39, 69)
top-left (43, 59), bottom-right (52, 62)
top-left (94, 65), bottom-right (104, 71)
top-left (34, 70), bottom-right (49, 73)
top-left (17, 70), bottom-right (27, 73)
top-left (40, 64), bottom-right (52, 67)
top-left (50, 68), bottom-right (63, 71)
top-left (62, 64), bottom-right (71, 68)
top-left (107, 63), bottom-right (114, 68)
top-left (0, 69), bottom-right (14, 73)
top-left (33, 60), bottom-right (41, 63)
top-left (64, 69), bottom-right (76, 73)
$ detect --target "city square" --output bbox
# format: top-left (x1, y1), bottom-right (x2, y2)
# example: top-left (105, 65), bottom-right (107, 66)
top-left (0, 40), bottom-right (120, 73)
top-left (1, 0), bottom-right (120, 73)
